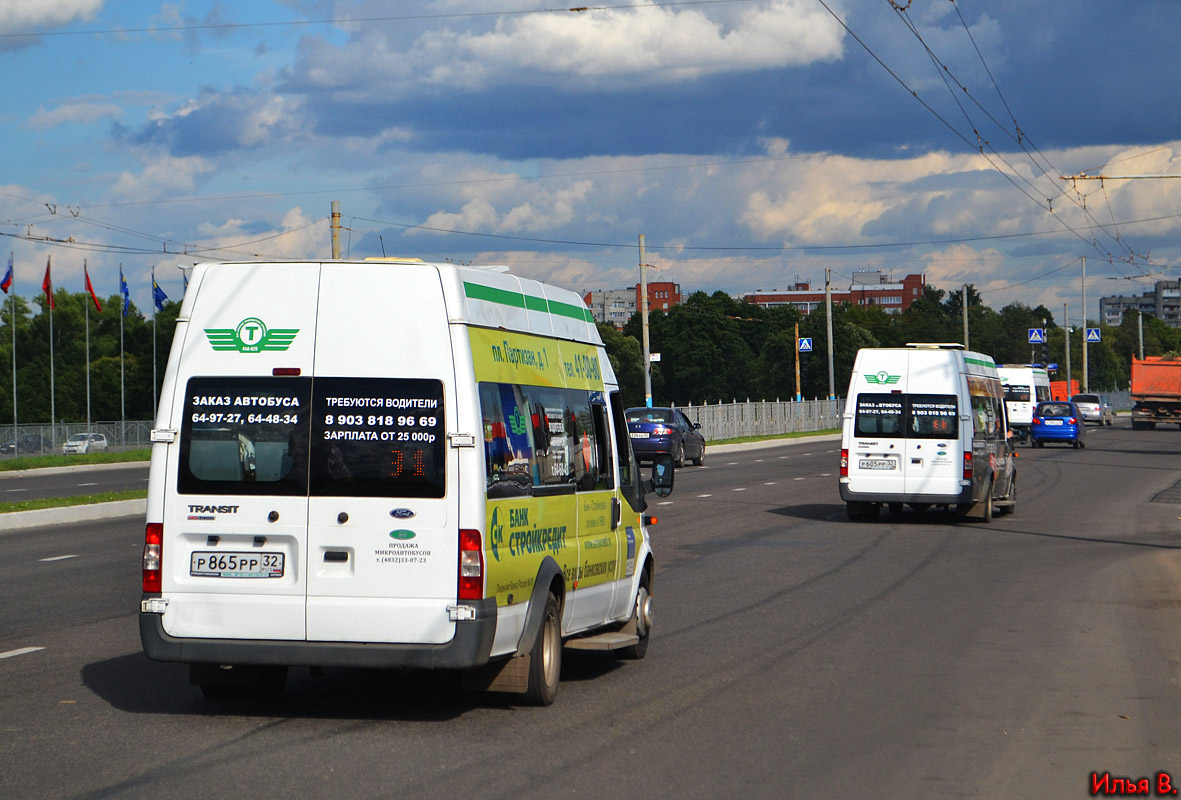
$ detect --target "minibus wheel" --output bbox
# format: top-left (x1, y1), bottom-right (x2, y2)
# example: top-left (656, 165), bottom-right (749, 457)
top-left (524, 593), bottom-right (561, 706)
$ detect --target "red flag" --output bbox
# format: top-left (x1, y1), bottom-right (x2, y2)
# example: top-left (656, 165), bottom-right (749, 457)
top-left (42, 256), bottom-right (53, 310)
top-left (85, 264), bottom-right (103, 313)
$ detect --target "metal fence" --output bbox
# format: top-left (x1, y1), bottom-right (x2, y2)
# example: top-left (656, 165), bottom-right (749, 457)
top-left (0, 420), bottom-right (155, 458)
top-left (677, 399), bottom-right (844, 441)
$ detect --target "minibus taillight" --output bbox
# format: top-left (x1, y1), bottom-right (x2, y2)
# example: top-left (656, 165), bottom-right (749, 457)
top-left (839, 449), bottom-right (849, 477)
top-left (962, 452), bottom-right (973, 481)
top-left (143, 523), bottom-right (163, 593)
top-left (458, 529), bottom-right (483, 601)
top-left (272, 367), bottom-right (301, 376)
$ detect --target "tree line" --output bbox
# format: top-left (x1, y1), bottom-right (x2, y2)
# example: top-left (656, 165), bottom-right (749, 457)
top-left (4, 282), bottom-right (1181, 424)
top-left (0, 289), bottom-right (178, 425)
top-left (600, 285), bottom-right (1181, 409)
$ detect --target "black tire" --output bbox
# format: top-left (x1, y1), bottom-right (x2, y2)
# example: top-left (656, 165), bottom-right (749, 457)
top-left (692, 445), bottom-right (705, 466)
top-left (888, 502), bottom-right (904, 515)
top-left (524, 593), bottom-right (561, 706)
top-left (674, 444), bottom-right (685, 469)
top-left (1072, 439), bottom-right (1080, 449)
top-left (620, 572), bottom-right (652, 660)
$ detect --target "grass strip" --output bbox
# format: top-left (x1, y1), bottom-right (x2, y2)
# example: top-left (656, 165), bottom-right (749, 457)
top-left (0, 489), bottom-right (148, 514)
top-left (709, 428), bottom-right (839, 446)
top-left (0, 449), bottom-right (151, 473)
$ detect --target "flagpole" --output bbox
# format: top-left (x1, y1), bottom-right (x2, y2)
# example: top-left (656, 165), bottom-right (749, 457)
top-left (152, 267), bottom-right (158, 416)
top-left (85, 260), bottom-right (91, 436)
top-left (8, 252), bottom-right (15, 443)
top-left (48, 257), bottom-right (55, 450)
top-left (120, 265), bottom-right (125, 449)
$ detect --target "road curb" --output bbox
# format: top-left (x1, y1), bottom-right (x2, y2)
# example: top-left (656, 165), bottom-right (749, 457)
top-left (1, 499), bottom-right (147, 533)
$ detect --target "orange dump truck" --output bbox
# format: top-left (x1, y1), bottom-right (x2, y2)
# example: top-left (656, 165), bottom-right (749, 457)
top-left (1131, 356), bottom-right (1181, 430)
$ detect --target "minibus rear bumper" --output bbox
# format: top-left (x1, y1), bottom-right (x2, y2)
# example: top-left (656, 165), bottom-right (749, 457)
top-left (139, 597), bottom-right (497, 670)
top-left (839, 483), bottom-right (974, 506)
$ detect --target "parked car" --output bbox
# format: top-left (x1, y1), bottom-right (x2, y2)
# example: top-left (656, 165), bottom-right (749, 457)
top-left (62, 432), bottom-right (109, 454)
top-left (0, 434), bottom-right (48, 455)
top-left (1030, 401), bottom-right (1087, 448)
top-left (625, 407), bottom-right (706, 467)
top-left (1069, 393), bottom-right (1114, 426)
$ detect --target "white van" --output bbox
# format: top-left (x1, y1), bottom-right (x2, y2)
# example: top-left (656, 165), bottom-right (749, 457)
top-left (140, 259), bottom-right (673, 705)
top-left (839, 344), bottom-right (1016, 522)
top-left (997, 365), bottom-right (1051, 442)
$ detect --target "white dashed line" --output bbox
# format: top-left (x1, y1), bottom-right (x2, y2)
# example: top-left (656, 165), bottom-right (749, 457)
top-left (754, 459), bottom-right (764, 462)
top-left (77, 482), bottom-right (98, 487)
top-left (793, 477), bottom-right (806, 481)
top-left (819, 473), bottom-right (832, 477)
top-left (732, 487), bottom-right (747, 492)
top-left (657, 501), bottom-right (674, 506)
top-left (726, 462), bottom-right (738, 465)
top-left (0, 647), bottom-right (45, 660)
top-left (697, 494), bottom-right (713, 498)
top-left (5, 488), bottom-right (28, 493)
top-left (764, 481), bottom-right (777, 485)
top-left (778, 456), bottom-right (790, 460)
top-left (803, 453), bottom-right (813, 456)
top-left (40, 555), bottom-right (79, 562)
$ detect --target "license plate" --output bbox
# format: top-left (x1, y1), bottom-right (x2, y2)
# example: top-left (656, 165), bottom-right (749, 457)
top-left (1045, 420), bottom-right (1063, 426)
top-left (629, 432), bottom-right (649, 439)
top-left (858, 458), bottom-right (896, 470)
top-left (190, 551), bottom-right (284, 578)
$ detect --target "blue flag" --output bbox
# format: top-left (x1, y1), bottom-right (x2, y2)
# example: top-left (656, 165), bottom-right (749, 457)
top-left (152, 271), bottom-right (167, 311)
top-left (119, 267), bottom-right (130, 317)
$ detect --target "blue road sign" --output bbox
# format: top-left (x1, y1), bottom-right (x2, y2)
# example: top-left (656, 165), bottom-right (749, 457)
top-left (1085, 328), bottom-right (1101, 343)
top-left (799, 337), bottom-right (813, 352)
top-left (1028, 328), bottom-right (1045, 344)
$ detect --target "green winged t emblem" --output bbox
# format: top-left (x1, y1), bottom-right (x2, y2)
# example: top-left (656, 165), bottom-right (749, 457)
top-left (865, 370), bottom-right (901, 385)
top-left (205, 317), bottom-right (299, 353)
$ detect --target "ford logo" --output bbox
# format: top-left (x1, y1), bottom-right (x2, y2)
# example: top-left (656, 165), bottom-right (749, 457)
top-left (389, 530), bottom-right (416, 541)
top-left (390, 508), bottom-right (415, 519)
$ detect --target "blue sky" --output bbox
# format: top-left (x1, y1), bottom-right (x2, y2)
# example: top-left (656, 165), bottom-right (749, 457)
top-left (2, 0), bottom-right (1180, 326)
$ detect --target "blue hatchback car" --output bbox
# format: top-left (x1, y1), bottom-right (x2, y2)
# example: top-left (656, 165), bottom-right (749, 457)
top-left (1030, 401), bottom-right (1087, 449)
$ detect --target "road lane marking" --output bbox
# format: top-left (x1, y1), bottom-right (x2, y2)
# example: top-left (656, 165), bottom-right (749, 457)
top-left (793, 477), bottom-right (806, 481)
top-left (0, 647), bottom-right (45, 660)
top-left (732, 487), bottom-right (747, 492)
top-left (657, 501), bottom-right (674, 505)
top-left (764, 481), bottom-right (777, 485)
top-left (803, 453), bottom-right (813, 456)
top-left (726, 462), bottom-right (738, 465)
top-left (40, 555), bottom-right (79, 562)
top-left (697, 493), bottom-right (713, 498)
top-left (778, 456), bottom-right (790, 459)
top-left (77, 482), bottom-right (98, 487)
top-left (819, 473), bottom-right (832, 477)
top-left (5, 488), bottom-right (28, 493)
top-left (754, 459), bottom-right (764, 462)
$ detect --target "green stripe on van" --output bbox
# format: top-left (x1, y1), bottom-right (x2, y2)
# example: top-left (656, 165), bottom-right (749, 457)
top-left (464, 282), bottom-right (594, 323)
top-left (965, 356), bottom-right (995, 368)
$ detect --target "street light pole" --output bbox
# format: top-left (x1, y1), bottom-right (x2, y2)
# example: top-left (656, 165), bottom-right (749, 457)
top-left (825, 268), bottom-right (835, 400)
top-left (1081, 256), bottom-right (1088, 393)
top-left (639, 234), bottom-right (652, 408)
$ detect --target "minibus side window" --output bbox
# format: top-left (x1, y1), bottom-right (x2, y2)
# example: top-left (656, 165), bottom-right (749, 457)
top-left (1003, 385), bottom-right (1031, 403)
top-left (609, 391), bottom-right (645, 513)
top-left (855, 394), bottom-right (904, 437)
top-left (589, 399), bottom-right (614, 491)
top-left (480, 382), bottom-right (535, 497)
top-left (906, 394), bottom-right (958, 438)
top-left (1035, 384), bottom-right (1051, 403)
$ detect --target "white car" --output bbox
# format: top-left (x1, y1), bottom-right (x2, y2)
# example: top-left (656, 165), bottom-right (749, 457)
top-left (62, 433), bottom-right (109, 454)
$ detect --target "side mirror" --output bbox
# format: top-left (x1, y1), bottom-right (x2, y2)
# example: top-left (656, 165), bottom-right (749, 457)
top-left (649, 453), bottom-right (675, 498)
top-left (692, 422), bottom-right (702, 430)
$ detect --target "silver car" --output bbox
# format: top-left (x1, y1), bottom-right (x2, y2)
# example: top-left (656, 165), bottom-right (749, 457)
top-left (1069, 394), bottom-right (1114, 426)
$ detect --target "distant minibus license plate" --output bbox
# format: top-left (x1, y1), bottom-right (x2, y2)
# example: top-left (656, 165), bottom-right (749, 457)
top-left (190, 551), bottom-right (284, 578)
top-left (859, 458), bottom-right (896, 470)
top-left (1044, 420), bottom-right (1063, 426)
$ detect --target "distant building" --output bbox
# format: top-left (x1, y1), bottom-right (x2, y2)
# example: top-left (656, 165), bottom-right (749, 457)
top-left (742, 271), bottom-right (926, 315)
top-left (1100, 280), bottom-right (1181, 328)
top-left (583, 280), bottom-right (682, 326)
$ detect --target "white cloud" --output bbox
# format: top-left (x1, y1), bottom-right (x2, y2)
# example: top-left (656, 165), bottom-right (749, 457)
top-left (110, 155), bottom-right (216, 202)
top-left (27, 102), bottom-right (122, 130)
top-left (0, 0), bottom-right (103, 31)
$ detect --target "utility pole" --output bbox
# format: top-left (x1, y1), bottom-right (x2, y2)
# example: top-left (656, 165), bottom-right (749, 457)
top-left (794, 322), bottom-right (802, 402)
top-left (639, 235), bottom-right (652, 408)
top-left (1081, 256), bottom-right (1088, 393)
top-left (331, 201), bottom-right (341, 259)
top-left (825, 268), bottom-right (835, 400)
top-left (1063, 303), bottom-right (1071, 393)
top-left (962, 284), bottom-right (969, 349)
top-left (1138, 311), bottom-right (1144, 360)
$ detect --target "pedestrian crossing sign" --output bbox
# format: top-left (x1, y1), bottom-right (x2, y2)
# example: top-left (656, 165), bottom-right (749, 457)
top-left (1085, 328), bottom-right (1101, 343)
top-left (1028, 328), bottom-right (1045, 344)
top-left (799, 338), bottom-right (813, 352)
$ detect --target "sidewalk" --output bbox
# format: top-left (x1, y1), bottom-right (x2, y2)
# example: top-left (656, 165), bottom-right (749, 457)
top-left (1, 432), bottom-right (841, 532)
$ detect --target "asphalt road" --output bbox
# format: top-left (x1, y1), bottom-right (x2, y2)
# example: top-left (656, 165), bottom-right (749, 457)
top-left (1, 425), bottom-right (1178, 799)
top-left (0, 461), bottom-right (150, 501)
